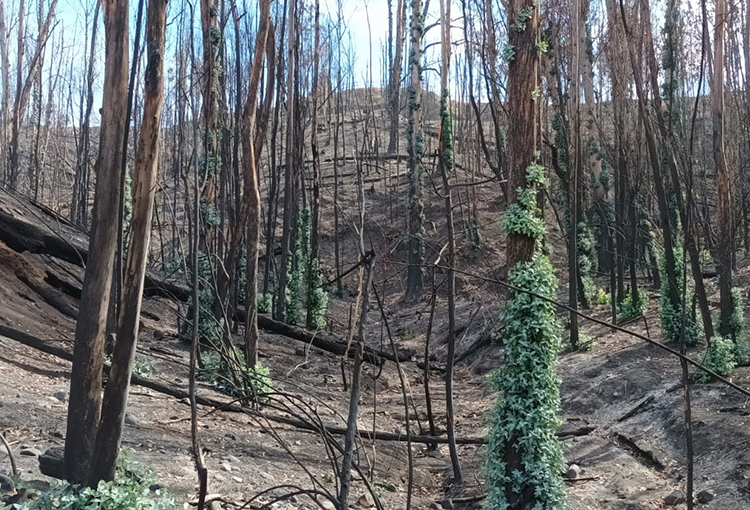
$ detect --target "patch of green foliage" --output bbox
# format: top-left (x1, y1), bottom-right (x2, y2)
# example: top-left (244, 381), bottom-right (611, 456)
top-left (284, 209), bottom-right (328, 328)
top-left (15, 452), bottom-right (174, 510)
top-left (200, 200), bottom-right (221, 228)
top-left (695, 336), bottom-right (736, 383)
top-left (196, 252), bottom-right (222, 344)
top-left (467, 220), bottom-right (482, 250)
top-left (728, 288), bottom-right (747, 363)
top-left (618, 291), bottom-right (648, 321)
top-left (511, 7), bottom-right (533, 32)
top-left (286, 209), bottom-right (309, 325)
top-left (199, 350), bottom-right (273, 400)
top-left (657, 248), bottom-right (699, 345)
top-left (307, 258), bottom-right (328, 330)
top-left (257, 293), bottom-right (273, 314)
top-left (577, 222), bottom-right (596, 303)
top-left (594, 288), bottom-right (610, 307)
top-left (103, 355), bottom-right (151, 380)
top-left (486, 161), bottom-right (568, 510)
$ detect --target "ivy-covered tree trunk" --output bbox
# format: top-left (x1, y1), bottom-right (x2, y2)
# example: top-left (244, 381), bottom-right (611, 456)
top-left (307, 0), bottom-right (324, 330)
top-left (619, 0), bottom-right (682, 326)
top-left (485, 1), bottom-right (568, 508)
top-left (276, 0), bottom-right (298, 322)
top-left (199, 0), bottom-right (220, 255)
top-left (405, 0), bottom-right (424, 302)
top-left (438, 0), bottom-right (462, 486)
top-left (569, 0), bottom-right (581, 347)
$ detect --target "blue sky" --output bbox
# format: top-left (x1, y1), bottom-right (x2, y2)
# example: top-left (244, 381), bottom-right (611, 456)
top-left (22, 0), bottom-right (447, 125)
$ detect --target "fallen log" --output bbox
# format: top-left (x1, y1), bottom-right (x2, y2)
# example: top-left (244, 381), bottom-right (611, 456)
top-left (0, 208), bottom-right (190, 301)
top-left (235, 308), bottom-right (416, 366)
top-left (1, 325), bottom-right (595, 467)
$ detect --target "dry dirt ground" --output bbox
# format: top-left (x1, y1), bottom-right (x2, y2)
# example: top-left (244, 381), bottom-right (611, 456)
top-left (3, 91), bottom-right (750, 509)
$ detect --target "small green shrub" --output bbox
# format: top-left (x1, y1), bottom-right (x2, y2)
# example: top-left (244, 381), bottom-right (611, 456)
top-left (619, 291), bottom-right (648, 321)
top-left (133, 356), bottom-right (152, 378)
top-left (307, 259), bottom-right (328, 330)
top-left (199, 350), bottom-right (273, 400)
top-left (577, 222), bottom-right (596, 303)
top-left (594, 288), bottom-right (610, 307)
top-left (103, 355), bottom-right (151, 379)
top-left (695, 336), bottom-right (736, 383)
top-left (286, 208), bottom-right (326, 327)
top-left (15, 454), bottom-right (173, 510)
top-left (729, 288), bottom-right (747, 363)
top-left (257, 293), bottom-right (273, 314)
top-left (400, 327), bottom-right (415, 341)
top-left (657, 248), bottom-right (699, 345)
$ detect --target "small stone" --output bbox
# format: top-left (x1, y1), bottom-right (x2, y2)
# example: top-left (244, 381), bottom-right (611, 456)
top-left (149, 483), bottom-right (163, 492)
top-left (221, 462), bottom-right (232, 472)
top-left (20, 447), bottom-right (41, 457)
top-left (228, 455), bottom-right (241, 464)
top-left (664, 491), bottom-right (686, 506)
top-left (697, 490), bottom-right (714, 504)
top-left (53, 391), bottom-right (68, 402)
top-left (124, 413), bottom-right (139, 426)
top-left (358, 493), bottom-right (375, 508)
top-left (213, 473), bottom-right (225, 482)
top-left (321, 501), bottom-right (336, 510)
top-left (565, 464), bottom-right (582, 480)
top-left (224, 433), bottom-right (236, 441)
top-left (232, 476), bottom-right (243, 483)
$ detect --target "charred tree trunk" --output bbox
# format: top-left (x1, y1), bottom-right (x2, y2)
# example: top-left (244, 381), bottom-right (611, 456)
top-left (90, 0), bottom-right (168, 483)
top-left (713, 0), bottom-right (733, 339)
top-left (387, 0), bottom-right (406, 154)
top-left (65, 0), bottom-right (129, 485)
top-left (241, 0), bottom-right (273, 367)
top-left (276, 0), bottom-right (297, 322)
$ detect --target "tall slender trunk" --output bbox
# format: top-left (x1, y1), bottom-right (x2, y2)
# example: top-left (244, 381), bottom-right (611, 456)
top-left (90, 0), bottom-right (168, 483)
top-left (339, 256), bottom-right (375, 509)
top-left (569, 0), bottom-right (580, 346)
top-left (713, 0), bottom-right (733, 339)
top-left (71, 3), bottom-right (100, 227)
top-left (387, 0), bottom-right (406, 154)
top-left (617, 0), bottom-right (681, 312)
top-left (8, 0), bottom-right (58, 190)
top-left (439, 0), bottom-right (462, 486)
top-left (276, 0), bottom-right (297, 322)
top-left (0, 0), bottom-right (8, 182)
top-left (307, 0), bottom-right (322, 329)
top-left (199, 0), bottom-right (220, 255)
top-left (241, 0), bottom-right (273, 367)
top-left (405, 0), bottom-right (424, 301)
top-left (65, 0), bottom-right (129, 485)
